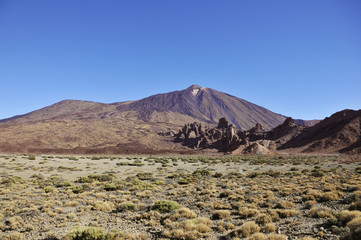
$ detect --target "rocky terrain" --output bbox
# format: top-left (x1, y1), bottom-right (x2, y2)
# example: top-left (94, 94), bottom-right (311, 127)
top-left (175, 117), bottom-right (304, 154)
top-left (175, 112), bottom-right (361, 156)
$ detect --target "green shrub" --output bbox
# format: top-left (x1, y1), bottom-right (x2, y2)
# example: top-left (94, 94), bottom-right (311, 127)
top-left (76, 176), bottom-right (93, 183)
top-left (153, 200), bottom-right (180, 213)
top-left (44, 186), bottom-right (54, 193)
top-left (136, 172), bottom-right (153, 180)
top-left (88, 174), bottom-right (114, 182)
top-left (311, 170), bottom-right (324, 177)
top-left (62, 226), bottom-right (123, 240)
top-left (69, 185), bottom-right (83, 194)
top-left (193, 169), bottom-right (211, 177)
top-left (128, 159), bottom-right (144, 166)
top-left (1, 176), bottom-right (25, 185)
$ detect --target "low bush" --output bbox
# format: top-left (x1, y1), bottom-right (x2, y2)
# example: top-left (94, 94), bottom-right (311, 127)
top-left (153, 200), bottom-right (180, 213)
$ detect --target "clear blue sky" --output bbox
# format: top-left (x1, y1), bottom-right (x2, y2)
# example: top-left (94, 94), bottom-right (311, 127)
top-left (1, 0), bottom-right (360, 120)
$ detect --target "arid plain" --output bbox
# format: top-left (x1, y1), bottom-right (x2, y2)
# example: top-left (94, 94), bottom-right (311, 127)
top-left (1, 153), bottom-right (361, 240)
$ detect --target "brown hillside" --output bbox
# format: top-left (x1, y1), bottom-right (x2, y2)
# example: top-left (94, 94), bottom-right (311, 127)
top-left (280, 109), bottom-right (361, 154)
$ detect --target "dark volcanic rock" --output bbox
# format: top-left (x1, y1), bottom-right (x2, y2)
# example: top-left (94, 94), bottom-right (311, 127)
top-left (176, 118), bottom-right (247, 152)
top-left (266, 117), bottom-right (305, 146)
top-left (217, 118), bottom-right (230, 129)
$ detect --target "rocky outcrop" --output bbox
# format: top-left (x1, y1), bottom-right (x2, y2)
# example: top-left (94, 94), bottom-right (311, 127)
top-left (266, 117), bottom-right (305, 146)
top-left (175, 117), bottom-right (307, 154)
top-left (175, 118), bottom-right (247, 152)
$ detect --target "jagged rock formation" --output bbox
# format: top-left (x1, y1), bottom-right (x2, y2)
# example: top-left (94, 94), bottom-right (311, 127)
top-left (174, 117), bottom-right (316, 154)
top-left (266, 117), bottom-right (306, 146)
top-left (176, 118), bottom-right (280, 153)
top-left (175, 118), bottom-right (247, 152)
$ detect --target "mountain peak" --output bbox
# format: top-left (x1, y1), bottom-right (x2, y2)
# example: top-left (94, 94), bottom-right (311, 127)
top-left (186, 84), bottom-right (204, 97)
top-left (187, 84), bottom-right (201, 89)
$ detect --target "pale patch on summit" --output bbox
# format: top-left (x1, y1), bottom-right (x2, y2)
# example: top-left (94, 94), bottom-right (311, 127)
top-left (192, 88), bottom-right (200, 96)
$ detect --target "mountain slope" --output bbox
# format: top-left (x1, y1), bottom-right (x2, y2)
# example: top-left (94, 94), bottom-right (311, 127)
top-left (280, 109), bottom-right (361, 154)
top-left (116, 84), bottom-right (286, 130)
top-left (1, 85), bottom-right (288, 130)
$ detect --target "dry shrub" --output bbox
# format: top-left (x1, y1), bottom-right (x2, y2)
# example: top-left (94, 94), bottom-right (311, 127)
top-left (255, 214), bottom-right (272, 225)
top-left (145, 210), bottom-right (162, 221)
top-left (262, 190), bottom-right (275, 201)
top-left (308, 207), bottom-right (333, 218)
top-left (6, 216), bottom-right (22, 229)
top-left (302, 195), bottom-right (316, 201)
top-left (338, 210), bottom-right (361, 225)
top-left (304, 200), bottom-right (317, 209)
top-left (347, 217), bottom-right (361, 239)
top-left (320, 191), bottom-right (342, 202)
top-left (266, 210), bottom-right (280, 222)
top-left (212, 201), bottom-right (231, 210)
top-left (217, 220), bottom-right (235, 232)
top-left (163, 217), bottom-right (212, 239)
top-left (349, 201), bottom-right (361, 211)
top-left (238, 207), bottom-right (259, 219)
top-left (267, 233), bottom-right (287, 240)
top-left (275, 201), bottom-right (295, 209)
top-left (169, 207), bottom-right (197, 220)
top-left (247, 232), bottom-right (267, 240)
top-left (264, 223), bottom-right (276, 233)
top-left (3, 232), bottom-right (22, 240)
top-left (302, 237), bottom-right (317, 240)
top-left (91, 201), bottom-right (114, 212)
top-left (231, 221), bottom-right (260, 238)
top-left (164, 229), bottom-right (201, 240)
top-left (65, 200), bottom-right (79, 207)
top-left (276, 209), bottom-right (299, 218)
top-left (163, 229), bottom-right (187, 239)
top-left (212, 210), bottom-right (231, 220)
top-left (307, 189), bottom-right (323, 199)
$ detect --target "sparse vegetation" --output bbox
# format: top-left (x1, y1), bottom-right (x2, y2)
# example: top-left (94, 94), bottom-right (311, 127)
top-left (0, 154), bottom-right (359, 239)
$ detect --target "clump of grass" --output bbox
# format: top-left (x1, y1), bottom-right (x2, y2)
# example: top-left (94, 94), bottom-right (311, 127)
top-left (212, 210), bottom-right (231, 220)
top-left (308, 207), bottom-right (333, 218)
top-left (255, 214), bottom-right (272, 225)
top-left (91, 201), bottom-right (114, 212)
top-left (115, 202), bottom-right (137, 212)
top-left (274, 201), bottom-right (295, 209)
top-left (169, 207), bottom-right (197, 220)
top-left (337, 210), bottom-right (361, 225)
top-left (276, 209), bottom-right (299, 218)
top-left (229, 221), bottom-right (260, 238)
top-left (238, 207), bottom-right (260, 219)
